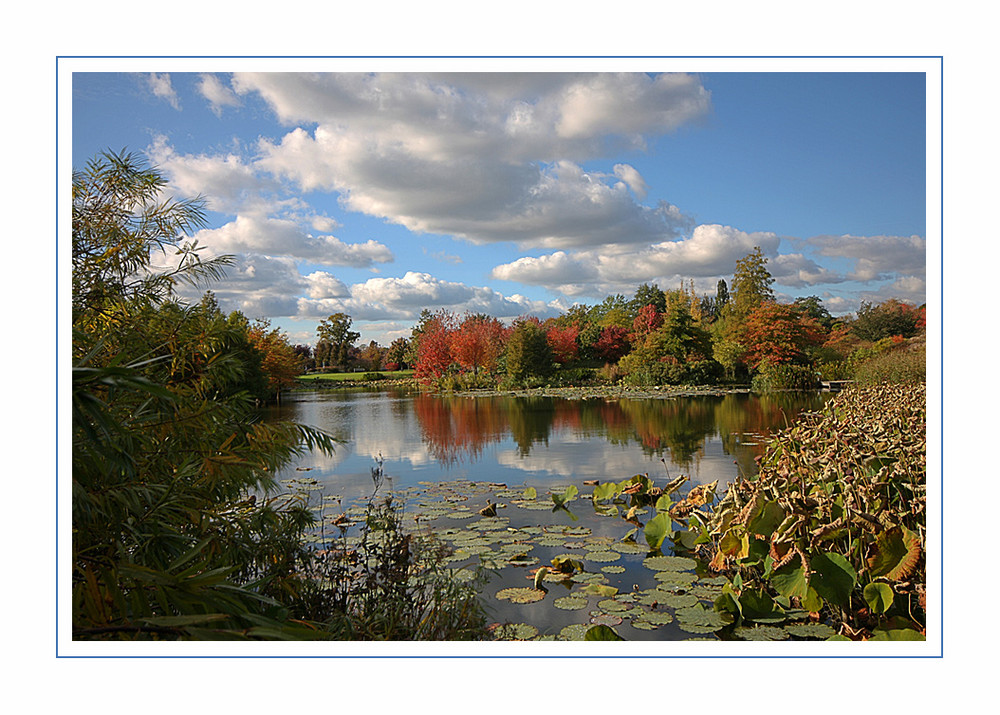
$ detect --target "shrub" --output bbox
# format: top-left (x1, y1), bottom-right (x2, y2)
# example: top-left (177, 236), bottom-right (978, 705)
top-left (853, 347), bottom-right (925, 385)
top-left (750, 362), bottom-right (820, 392)
top-left (362, 372), bottom-right (385, 382)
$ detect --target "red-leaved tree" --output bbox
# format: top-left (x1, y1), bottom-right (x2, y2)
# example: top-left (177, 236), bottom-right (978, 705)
top-left (742, 302), bottom-right (824, 370)
top-left (545, 323), bottom-right (580, 365)
top-left (594, 324), bottom-right (632, 363)
top-left (414, 311), bottom-right (456, 384)
top-left (451, 314), bottom-right (508, 375)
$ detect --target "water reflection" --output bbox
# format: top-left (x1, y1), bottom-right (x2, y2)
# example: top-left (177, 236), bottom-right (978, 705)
top-left (268, 388), bottom-right (830, 495)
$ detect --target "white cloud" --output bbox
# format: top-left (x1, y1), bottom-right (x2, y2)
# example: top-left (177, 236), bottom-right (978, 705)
top-left (189, 216), bottom-right (394, 268)
top-left (237, 72), bottom-right (708, 249)
top-left (808, 234), bottom-right (926, 283)
top-left (146, 73), bottom-right (180, 110)
top-left (198, 73), bottom-right (241, 116)
top-left (491, 224), bottom-right (783, 297)
top-left (296, 271), bottom-right (565, 322)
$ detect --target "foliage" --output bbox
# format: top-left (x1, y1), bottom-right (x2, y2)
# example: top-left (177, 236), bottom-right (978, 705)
top-left (730, 246), bottom-right (774, 317)
top-left (701, 384), bottom-right (926, 639)
top-left (451, 313), bottom-right (508, 376)
top-left (742, 302), bottom-right (824, 371)
top-left (852, 344), bottom-right (926, 385)
top-left (72, 151), bottom-right (345, 640)
top-left (545, 322), bottom-right (581, 365)
top-left (593, 324), bottom-right (632, 363)
top-left (414, 310), bottom-right (457, 384)
top-left (504, 319), bottom-right (555, 385)
top-left (851, 299), bottom-right (921, 342)
top-left (315, 313), bottom-right (360, 370)
top-left (293, 468), bottom-right (489, 639)
top-left (247, 317), bottom-right (304, 399)
top-left (750, 362), bottom-right (820, 392)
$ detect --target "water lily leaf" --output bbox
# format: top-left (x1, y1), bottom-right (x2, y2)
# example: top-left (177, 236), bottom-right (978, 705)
top-left (643, 555), bottom-right (697, 572)
top-left (863, 582), bottom-right (895, 614)
top-left (554, 596), bottom-right (589, 611)
top-left (492, 622), bottom-right (539, 640)
top-left (811, 551), bottom-right (858, 606)
top-left (496, 587), bottom-right (547, 604)
top-left (523, 486), bottom-right (537, 500)
top-left (559, 624), bottom-right (591, 640)
top-left (584, 624), bottom-right (624, 641)
top-left (868, 628), bottom-right (925, 641)
top-left (585, 550), bottom-right (621, 563)
top-left (748, 500), bottom-right (786, 538)
top-left (551, 484), bottom-right (579, 508)
top-left (770, 560), bottom-right (809, 600)
top-left (867, 526), bottom-right (921, 581)
top-left (580, 583), bottom-right (619, 598)
top-left (785, 622), bottom-right (837, 639)
top-left (735, 625), bottom-right (789, 641)
top-left (592, 482), bottom-right (619, 502)
top-left (644, 512), bottom-right (673, 552)
top-left (739, 589), bottom-right (787, 623)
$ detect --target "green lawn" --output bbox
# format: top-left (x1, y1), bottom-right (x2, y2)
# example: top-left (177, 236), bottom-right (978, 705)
top-left (296, 369), bottom-right (415, 382)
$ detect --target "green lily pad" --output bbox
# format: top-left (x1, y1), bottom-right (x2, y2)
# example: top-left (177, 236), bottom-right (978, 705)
top-left (584, 550), bottom-right (621, 563)
top-left (643, 555), bottom-right (698, 572)
top-left (598, 598), bottom-right (632, 612)
top-left (589, 613), bottom-right (624, 627)
top-left (495, 587), bottom-right (547, 604)
top-left (735, 625), bottom-right (789, 641)
top-left (553, 596), bottom-right (589, 611)
top-left (492, 622), bottom-right (539, 640)
top-left (601, 565), bottom-right (626, 574)
top-left (636, 611), bottom-right (674, 626)
top-left (785, 622), bottom-right (838, 639)
top-left (558, 624), bottom-right (591, 641)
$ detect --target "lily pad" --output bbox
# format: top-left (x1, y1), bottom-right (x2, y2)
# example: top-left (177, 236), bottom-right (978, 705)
top-left (735, 625), bottom-right (789, 641)
top-left (495, 587), bottom-right (547, 604)
top-left (554, 596), bottom-right (589, 611)
top-left (643, 555), bottom-right (698, 572)
top-left (492, 622), bottom-right (539, 640)
top-left (584, 550), bottom-right (621, 563)
top-left (785, 622), bottom-right (838, 639)
top-left (558, 624), bottom-right (591, 641)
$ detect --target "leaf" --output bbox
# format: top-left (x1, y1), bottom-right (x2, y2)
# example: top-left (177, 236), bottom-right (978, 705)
top-left (584, 624), bottom-right (624, 641)
top-left (748, 500), bottom-right (786, 538)
top-left (863, 582), bottom-right (895, 614)
top-left (770, 561), bottom-right (809, 600)
top-left (591, 482), bottom-right (618, 502)
top-left (867, 527), bottom-right (921, 581)
top-left (810, 551), bottom-right (857, 607)
top-left (580, 583), bottom-right (619, 598)
top-left (644, 512), bottom-right (673, 551)
top-left (739, 589), bottom-right (787, 623)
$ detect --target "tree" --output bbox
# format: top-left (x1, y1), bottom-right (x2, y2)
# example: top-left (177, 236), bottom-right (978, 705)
top-left (850, 299), bottom-right (920, 342)
top-left (72, 150), bottom-right (337, 640)
top-left (716, 279), bottom-right (730, 310)
top-left (630, 282), bottom-right (667, 315)
top-left (316, 313), bottom-right (360, 369)
top-left (451, 313), bottom-right (507, 375)
top-left (593, 324), bottom-right (632, 363)
top-left (504, 319), bottom-right (554, 384)
top-left (792, 295), bottom-right (834, 330)
top-left (545, 322), bottom-right (581, 365)
top-left (414, 310), bottom-right (456, 384)
top-left (631, 303), bottom-right (663, 338)
top-left (385, 337), bottom-right (411, 370)
top-left (359, 340), bottom-right (386, 371)
top-left (742, 302), bottom-right (824, 371)
top-left (247, 318), bottom-right (304, 400)
top-left (731, 246), bottom-right (775, 317)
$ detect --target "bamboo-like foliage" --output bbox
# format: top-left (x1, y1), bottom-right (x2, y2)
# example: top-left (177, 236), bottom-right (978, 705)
top-left (71, 151), bottom-right (339, 640)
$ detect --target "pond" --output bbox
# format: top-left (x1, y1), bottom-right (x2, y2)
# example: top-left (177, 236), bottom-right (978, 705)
top-left (266, 387), bottom-right (832, 641)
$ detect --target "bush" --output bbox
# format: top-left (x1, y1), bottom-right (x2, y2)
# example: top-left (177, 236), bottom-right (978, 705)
top-left (620, 356), bottom-right (724, 387)
top-left (853, 347), bottom-right (925, 385)
top-left (362, 372), bottom-right (385, 382)
top-left (750, 362), bottom-right (820, 392)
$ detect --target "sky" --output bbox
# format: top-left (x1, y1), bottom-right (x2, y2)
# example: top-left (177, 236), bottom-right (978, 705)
top-left (71, 67), bottom-right (929, 348)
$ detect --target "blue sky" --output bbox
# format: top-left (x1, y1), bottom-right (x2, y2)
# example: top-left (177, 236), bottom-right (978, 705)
top-left (72, 67), bottom-right (928, 347)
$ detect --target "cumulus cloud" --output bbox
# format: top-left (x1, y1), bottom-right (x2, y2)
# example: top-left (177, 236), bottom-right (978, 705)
top-left (146, 73), bottom-right (180, 110)
top-left (198, 73), bottom-right (241, 116)
top-left (808, 234), bottom-right (925, 283)
top-left (189, 216), bottom-right (394, 268)
top-left (296, 271), bottom-right (565, 322)
top-left (234, 72), bottom-right (708, 249)
top-left (490, 224), bottom-right (784, 297)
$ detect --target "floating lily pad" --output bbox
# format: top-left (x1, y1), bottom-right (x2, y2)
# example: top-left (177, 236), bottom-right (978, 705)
top-left (558, 624), bottom-right (591, 641)
top-left (598, 598), bottom-right (632, 613)
top-left (589, 613), bottom-right (623, 627)
top-left (492, 623), bottom-right (539, 640)
top-left (579, 583), bottom-right (619, 597)
top-left (675, 604), bottom-right (731, 634)
top-left (554, 596), bottom-right (589, 611)
top-left (601, 565), bottom-right (626, 574)
top-left (611, 541), bottom-right (648, 555)
top-left (653, 570), bottom-right (698, 586)
top-left (584, 550), bottom-right (621, 563)
top-left (643, 555), bottom-right (698, 571)
top-left (636, 611), bottom-right (674, 626)
top-left (785, 622), bottom-right (837, 639)
top-left (735, 625), bottom-right (790, 641)
top-left (496, 587), bottom-right (547, 604)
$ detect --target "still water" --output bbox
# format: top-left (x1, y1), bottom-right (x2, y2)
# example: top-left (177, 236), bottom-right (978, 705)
top-left (265, 386), bottom-right (830, 640)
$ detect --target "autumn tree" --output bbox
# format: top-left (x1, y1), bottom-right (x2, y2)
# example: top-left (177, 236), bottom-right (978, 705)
top-left (247, 318), bottom-right (304, 400)
top-left (593, 324), bottom-right (632, 363)
top-left (545, 322), bottom-right (581, 365)
top-left (742, 302), bottom-right (824, 371)
top-left (414, 310), bottom-right (456, 384)
top-left (385, 336), bottom-right (410, 370)
top-left (451, 313), bottom-right (507, 376)
top-left (850, 299), bottom-right (921, 342)
top-left (631, 303), bottom-right (663, 338)
top-left (359, 340), bottom-right (386, 371)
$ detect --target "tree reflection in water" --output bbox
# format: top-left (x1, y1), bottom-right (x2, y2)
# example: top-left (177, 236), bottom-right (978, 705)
top-left (412, 391), bottom-right (831, 473)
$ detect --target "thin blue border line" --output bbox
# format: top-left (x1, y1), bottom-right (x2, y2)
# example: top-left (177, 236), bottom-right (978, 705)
top-left (57, 55), bottom-right (944, 658)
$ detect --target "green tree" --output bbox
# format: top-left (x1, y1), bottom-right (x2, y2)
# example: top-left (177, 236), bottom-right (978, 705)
top-left (504, 319), bottom-right (554, 385)
top-left (316, 313), bottom-right (360, 369)
top-left (72, 150), bottom-right (337, 640)
top-left (731, 246), bottom-right (775, 317)
top-left (850, 299), bottom-right (920, 342)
